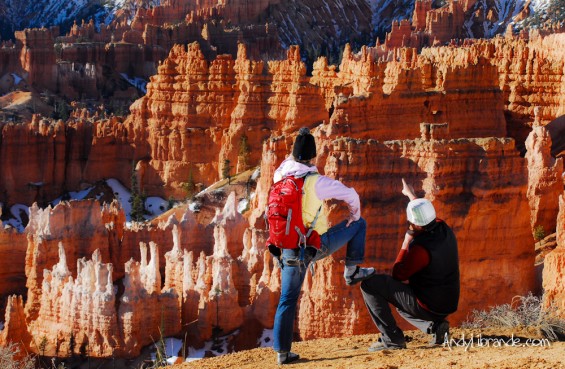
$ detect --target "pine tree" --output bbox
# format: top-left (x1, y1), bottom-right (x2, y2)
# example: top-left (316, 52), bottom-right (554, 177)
top-left (222, 159), bottom-right (232, 185)
top-left (129, 166), bottom-right (145, 222)
top-left (182, 166), bottom-right (196, 199)
top-left (238, 134), bottom-right (251, 171)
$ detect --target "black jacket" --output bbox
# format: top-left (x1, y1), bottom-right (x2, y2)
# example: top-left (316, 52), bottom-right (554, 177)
top-left (409, 220), bottom-right (460, 315)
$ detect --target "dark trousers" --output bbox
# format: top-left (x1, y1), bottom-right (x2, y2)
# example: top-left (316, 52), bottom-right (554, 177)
top-left (360, 274), bottom-right (447, 346)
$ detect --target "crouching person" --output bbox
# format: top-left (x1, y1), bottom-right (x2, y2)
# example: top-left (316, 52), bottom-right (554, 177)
top-left (360, 179), bottom-right (460, 351)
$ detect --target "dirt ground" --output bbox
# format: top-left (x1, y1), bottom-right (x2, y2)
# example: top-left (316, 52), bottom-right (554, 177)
top-left (171, 328), bottom-right (565, 369)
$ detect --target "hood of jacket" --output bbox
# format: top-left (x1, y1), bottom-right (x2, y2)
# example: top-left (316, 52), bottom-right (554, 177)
top-left (274, 156), bottom-right (319, 180)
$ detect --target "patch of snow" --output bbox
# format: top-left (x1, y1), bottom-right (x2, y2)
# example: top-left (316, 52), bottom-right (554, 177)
top-left (52, 186), bottom-right (94, 206)
top-left (11, 73), bottom-right (22, 85)
top-left (106, 178), bottom-right (132, 220)
top-left (369, 0), bottom-right (414, 35)
top-left (145, 197), bottom-right (169, 217)
top-left (464, 18), bottom-right (475, 38)
top-left (164, 338), bottom-right (183, 365)
top-left (185, 341), bottom-right (210, 362)
top-left (188, 202), bottom-right (201, 213)
top-left (185, 330), bottom-right (239, 362)
top-left (3, 204), bottom-right (29, 233)
top-left (106, 178), bottom-right (169, 221)
top-left (120, 73), bottom-right (148, 94)
top-left (250, 168), bottom-right (260, 180)
top-left (257, 329), bottom-right (274, 348)
top-left (237, 198), bottom-right (249, 214)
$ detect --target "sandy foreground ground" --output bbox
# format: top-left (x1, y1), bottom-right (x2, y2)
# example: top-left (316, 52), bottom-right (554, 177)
top-left (171, 328), bottom-right (565, 369)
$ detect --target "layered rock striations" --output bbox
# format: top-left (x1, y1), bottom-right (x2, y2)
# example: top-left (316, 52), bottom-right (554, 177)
top-left (0, 115), bottom-right (133, 206)
top-left (484, 33), bottom-right (565, 152)
top-left (2, 34), bottom-right (564, 204)
top-left (311, 44), bottom-right (506, 141)
top-left (254, 127), bottom-right (535, 338)
top-left (14, 28), bottom-right (57, 91)
top-left (542, 194), bottom-right (565, 318)
top-left (246, 116), bottom-right (534, 339)
top-left (2, 29), bottom-right (565, 360)
top-left (0, 228), bottom-right (28, 304)
top-left (126, 42), bottom-right (327, 197)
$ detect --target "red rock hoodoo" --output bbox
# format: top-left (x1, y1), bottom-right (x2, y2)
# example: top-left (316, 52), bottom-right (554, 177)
top-left (0, 1), bottom-right (564, 361)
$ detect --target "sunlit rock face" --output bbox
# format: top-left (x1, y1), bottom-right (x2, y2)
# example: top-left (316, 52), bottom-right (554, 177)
top-left (5, 25), bottom-right (565, 359)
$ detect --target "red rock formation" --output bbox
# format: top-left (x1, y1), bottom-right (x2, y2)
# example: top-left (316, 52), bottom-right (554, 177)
top-left (0, 295), bottom-right (32, 355)
top-left (126, 42), bottom-right (326, 197)
top-left (4, 34), bottom-right (561, 205)
top-left (413, 0), bottom-right (432, 31)
top-left (15, 28), bottom-right (57, 91)
top-left (0, 43), bottom-right (21, 83)
top-left (28, 244), bottom-right (120, 356)
top-left (385, 20), bottom-right (421, 49)
top-left (542, 194), bottom-right (565, 317)
top-left (0, 227), bottom-right (28, 307)
top-left (119, 241), bottom-right (179, 356)
top-left (312, 44), bottom-right (506, 140)
top-left (3, 29), bottom-right (565, 360)
top-left (266, 45), bottom-right (327, 133)
top-left (525, 119), bottom-right (563, 235)
top-left (484, 34), bottom-right (565, 151)
top-left (250, 126), bottom-right (534, 339)
top-left (0, 116), bottom-right (134, 206)
top-left (0, 117), bottom-right (67, 205)
top-left (383, 0), bottom-right (465, 51)
top-left (425, 0), bottom-right (465, 44)
top-left (24, 200), bottom-right (123, 321)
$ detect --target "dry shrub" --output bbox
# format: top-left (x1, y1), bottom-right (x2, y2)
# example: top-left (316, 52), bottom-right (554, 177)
top-left (0, 343), bottom-right (35, 369)
top-left (463, 293), bottom-right (565, 341)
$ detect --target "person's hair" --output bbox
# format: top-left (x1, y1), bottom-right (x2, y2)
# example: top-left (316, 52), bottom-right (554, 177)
top-left (292, 127), bottom-right (316, 161)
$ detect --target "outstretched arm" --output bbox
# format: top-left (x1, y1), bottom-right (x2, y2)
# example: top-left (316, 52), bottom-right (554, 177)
top-left (315, 175), bottom-right (360, 225)
top-left (401, 178), bottom-right (417, 201)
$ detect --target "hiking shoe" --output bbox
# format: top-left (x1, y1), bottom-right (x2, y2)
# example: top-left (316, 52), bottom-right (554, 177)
top-left (345, 266), bottom-right (375, 285)
top-left (430, 320), bottom-right (449, 346)
top-left (277, 351), bottom-right (300, 365)
top-left (368, 340), bottom-right (406, 352)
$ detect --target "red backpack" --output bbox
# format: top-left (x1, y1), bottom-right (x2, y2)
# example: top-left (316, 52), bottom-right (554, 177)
top-left (265, 175), bottom-right (321, 256)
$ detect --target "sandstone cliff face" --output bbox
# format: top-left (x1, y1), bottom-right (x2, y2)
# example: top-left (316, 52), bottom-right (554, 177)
top-left (0, 228), bottom-right (28, 304)
top-left (0, 295), bottom-right (32, 356)
top-left (486, 34), bottom-right (565, 152)
top-left (385, 0), bottom-right (465, 50)
top-left (14, 28), bottom-right (57, 91)
top-left (28, 245), bottom-right (120, 357)
top-left (310, 43), bottom-right (506, 141)
top-left (247, 121), bottom-right (534, 339)
top-left (2, 34), bottom-right (563, 205)
top-left (126, 42), bottom-right (327, 197)
top-left (525, 120), bottom-right (563, 235)
top-left (3, 29), bottom-right (565, 360)
top-left (374, 4), bottom-right (565, 153)
top-left (0, 115), bottom-right (134, 206)
top-left (542, 194), bottom-right (565, 318)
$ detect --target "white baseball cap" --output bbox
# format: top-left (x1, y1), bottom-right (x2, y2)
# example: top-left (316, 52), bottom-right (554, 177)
top-left (406, 198), bottom-right (436, 226)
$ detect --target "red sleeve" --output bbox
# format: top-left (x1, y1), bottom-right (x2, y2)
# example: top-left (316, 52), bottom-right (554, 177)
top-left (392, 244), bottom-right (430, 281)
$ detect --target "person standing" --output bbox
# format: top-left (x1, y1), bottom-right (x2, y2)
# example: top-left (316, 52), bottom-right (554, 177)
top-left (360, 179), bottom-right (460, 351)
top-left (271, 127), bottom-right (375, 364)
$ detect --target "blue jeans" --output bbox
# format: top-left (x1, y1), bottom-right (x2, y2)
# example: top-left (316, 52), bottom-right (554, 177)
top-left (273, 218), bottom-right (367, 352)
